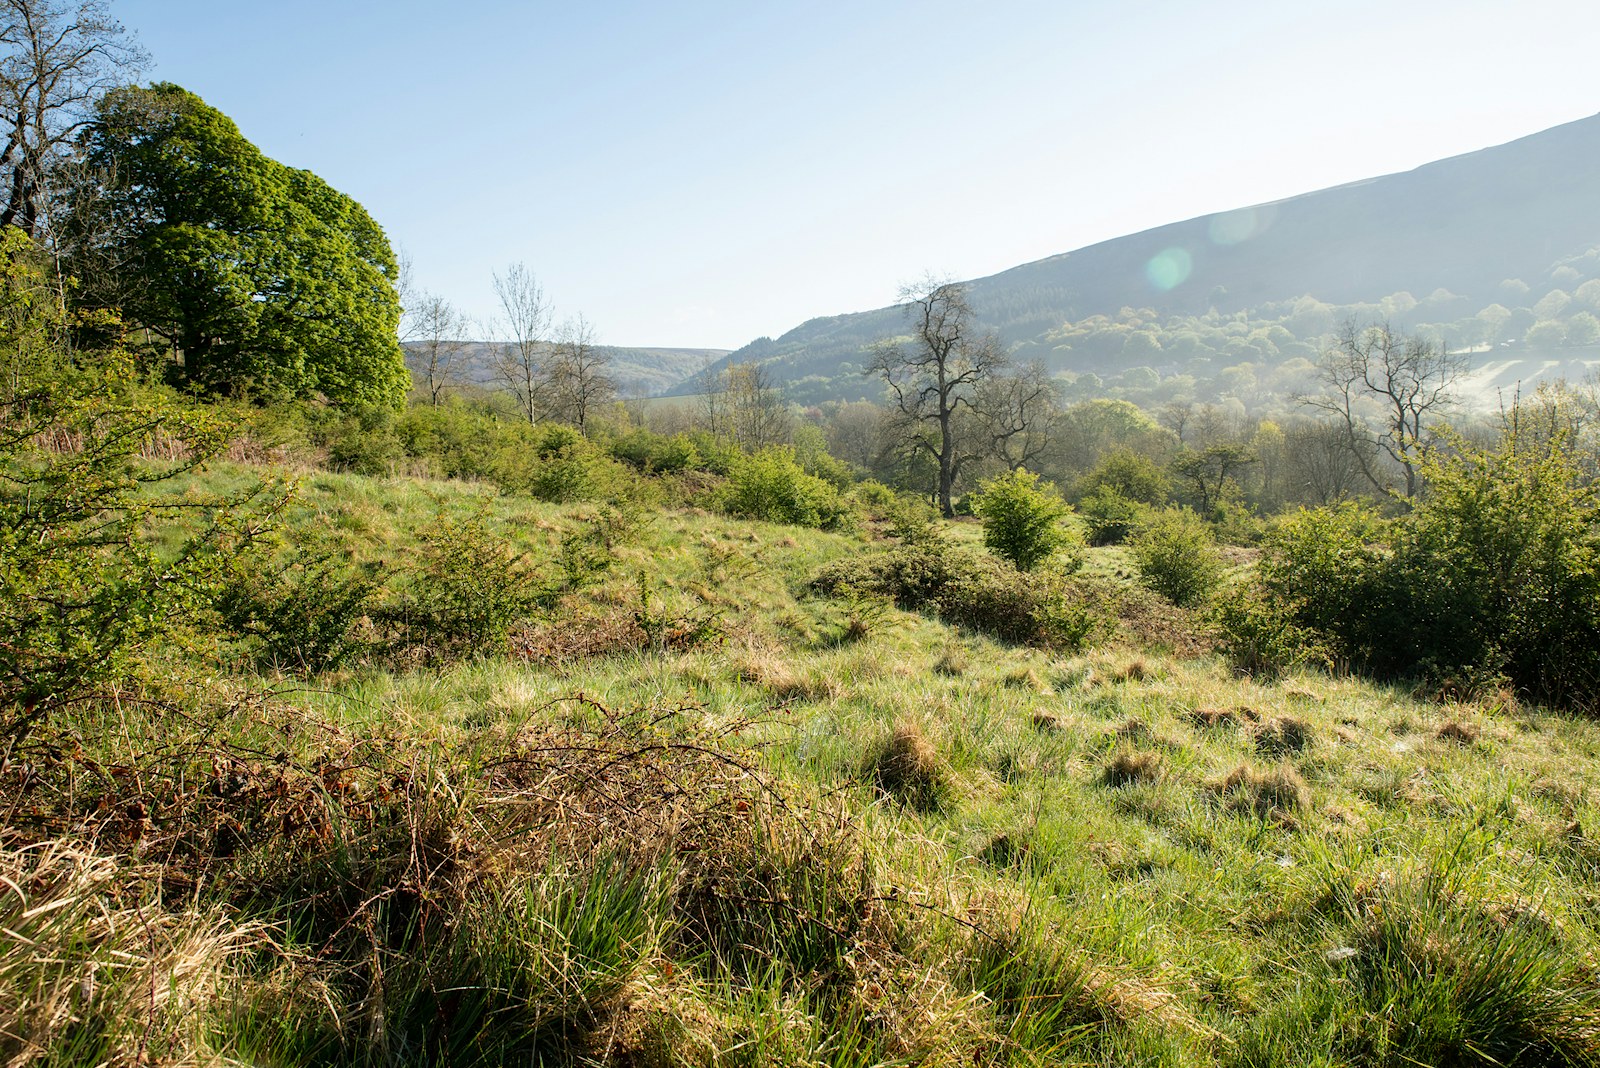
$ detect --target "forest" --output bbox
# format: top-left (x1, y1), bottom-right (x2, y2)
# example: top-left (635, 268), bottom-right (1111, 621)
top-left (8, 3), bottom-right (1600, 1067)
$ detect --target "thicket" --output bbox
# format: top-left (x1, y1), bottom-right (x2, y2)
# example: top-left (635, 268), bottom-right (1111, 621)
top-left (810, 540), bottom-right (1100, 648)
top-left (1223, 424), bottom-right (1600, 706)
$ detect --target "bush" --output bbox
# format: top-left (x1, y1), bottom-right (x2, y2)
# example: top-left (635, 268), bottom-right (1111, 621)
top-left (608, 428), bottom-right (701, 474)
top-left (385, 510), bottom-right (554, 656)
top-left (974, 468), bottom-right (1083, 572)
top-left (327, 405), bottom-right (405, 475)
top-left (1211, 582), bottom-right (1330, 679)
top-left (1075, 447), bottom-right (1169, 505)
top-left (716, 446), bottom-right (849, 529)
top-left (1130, 508), bottom-right (1223, 607)
top-left (0, 239), bottom-right (264, 740)
top-left (216, 540), bottom-right (381, 673)
top-left (810, 544), bottom-right (1105, 649)
top-left (1077, 487), bottom-right (1144, 546)
top-left (1249, 427), bottom-right (1600, 708)
top-left (1252, 503), bottom-right (1392, 667)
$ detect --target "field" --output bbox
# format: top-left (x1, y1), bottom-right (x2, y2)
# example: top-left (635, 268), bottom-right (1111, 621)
top-left (9, 463), bottom-right (1600, 1067)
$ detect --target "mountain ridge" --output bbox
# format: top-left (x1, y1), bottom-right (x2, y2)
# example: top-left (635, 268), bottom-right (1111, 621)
top-left (679, 111), bottom-right (1600, 403)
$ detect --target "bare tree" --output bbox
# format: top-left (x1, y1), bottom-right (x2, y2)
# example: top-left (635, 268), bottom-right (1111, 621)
top-left (1158, 400), bottom-right (1193, 445)
top-left (1303, 319), bottom-right (1465, 498)
top-left (702, 360), bottom-right (790, 449)
top-left (490, 262), bottom-right (550, 424)
top-left (1282, 418), bottom-right (1372, 506)
top-left (544, 313), bottom-right (613, 432)
top-left (408, 292), bottom-right (470, 407)
top-left (975, 360), bottom-right (1059, 471)
top-left (0, 0), bottom-right (144, 240)
top-left (869, 276), bottom-right (1006, 516)
top-left (825, 400), bottom-right (886, 471)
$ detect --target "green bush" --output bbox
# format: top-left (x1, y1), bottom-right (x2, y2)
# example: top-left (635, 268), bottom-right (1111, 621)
top-left (1245, 427), bottom-right (1600, 707)
top-left (1211, 582), bottom-right (1330, 679)
top-left (1077, 487), bottom-right (1144, 546)
top-left (0, 238), bottom-right (264, 739)
top-left (882, 493), bottom-right (942, 547)
top-left (716, 446), bottom-right (849, 529)
top-left (1130, 508), bottom-right (1223, 607)
top-left (326, 405), bottom-right (405, 475)
top-left (215, 539), bottom-right (381, 674)
top-left (1075, 447), bottom-right (1169, 504)
top-left (974, 468), bottom-right (1082, 572)
top-left (386, 510), bottom-right (554, 656)
top-left (609, 428), bottom-right (701, 474)
top-left (810, 544), bottom-right (1104, 649)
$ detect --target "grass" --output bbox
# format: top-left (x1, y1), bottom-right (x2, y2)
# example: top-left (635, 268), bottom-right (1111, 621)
top-left (11, 461), bottom-right (1600, 1065)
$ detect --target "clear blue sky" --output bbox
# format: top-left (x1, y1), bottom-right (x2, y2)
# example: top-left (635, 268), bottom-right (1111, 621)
top-left (117, 0), bottom-right (1600, 349)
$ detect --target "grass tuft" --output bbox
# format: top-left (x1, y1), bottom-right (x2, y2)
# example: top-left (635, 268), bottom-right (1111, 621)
top-left (867, 720), bottom-right (949, 812)
top-left (1102, 748), bottom-right (1166, 787)
top-left (1214, 762), bottom-right (1310, 818)
top-left (1254, 714), bottom-right (1314, 755)
top-left (1436, 720), bottom-right (1480, 745)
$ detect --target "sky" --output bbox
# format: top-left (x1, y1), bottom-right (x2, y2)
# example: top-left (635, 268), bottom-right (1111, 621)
top-left (117, 0), bottom-right (1600, 350)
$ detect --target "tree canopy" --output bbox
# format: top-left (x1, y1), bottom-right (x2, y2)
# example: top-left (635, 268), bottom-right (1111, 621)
top-left (75, 82), bottom-right (408, 407)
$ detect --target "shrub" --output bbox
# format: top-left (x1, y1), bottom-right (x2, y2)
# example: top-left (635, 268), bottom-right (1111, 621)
top-left (216, 540), bottom-right (381, 673)
top-left (0, 247), bottom-right (264, 741)
top-left (609, 428), bottom-right (701, 474)
top-left (1211, 581), bottom-right (1332, 679)
top-left (1251, 427), bottom-right (1600, 708)
top-left (716, 446), bottom-right (848, 529)
top-left (1390, 430), bottom-right (1600, 707)
top-left (520, 425), bottom-right (624, 503)
top-left (882, 493), bottom-right (941, 546)
top-left (1077, 487), bottom-right (1143, 546)
top-left (1076, 447), bottom-right (1169, 504)
top-left (326, 404), bottom-right (404, 475)
top-left (974, 468), bottom-right (1082, 572)
top-left (810, 544), bottom-right (1106, 649)
top-left (386, 509), bottom-right (554, 656)
top-left (1130, 508), bottom-right (1223, 607)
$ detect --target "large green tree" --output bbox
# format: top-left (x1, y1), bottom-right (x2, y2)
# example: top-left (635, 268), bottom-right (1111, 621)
top-left (73, 82), bottom-right (408, 407)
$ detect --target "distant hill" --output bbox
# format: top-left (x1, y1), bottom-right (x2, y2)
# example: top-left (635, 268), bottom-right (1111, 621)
top-left (404, 343), bottom-right (728, 399)
top-left (678, 112), bottom-right (1600, 405)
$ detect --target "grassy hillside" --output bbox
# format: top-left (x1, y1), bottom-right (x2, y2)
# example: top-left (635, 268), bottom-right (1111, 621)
top-left (10, 456), bottom-right (1600, 1066)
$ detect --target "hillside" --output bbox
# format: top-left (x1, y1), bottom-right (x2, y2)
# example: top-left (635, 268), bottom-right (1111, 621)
top-left (15, 450), bottom-right (1600, 1065)
top-left (683, 112), bottom-right (1600, 405)
top-left (405, 341), bottom-right (728, 398)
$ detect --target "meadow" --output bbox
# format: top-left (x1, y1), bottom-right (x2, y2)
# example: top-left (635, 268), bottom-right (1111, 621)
top-left (9, 460), bottom-right (1600, 1067)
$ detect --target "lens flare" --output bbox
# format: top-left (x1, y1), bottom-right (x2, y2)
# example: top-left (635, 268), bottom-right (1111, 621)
top-left (1146, 247), bottom-right (1193, 291)
top-left (1208, 204), bottom-right (1276, 246)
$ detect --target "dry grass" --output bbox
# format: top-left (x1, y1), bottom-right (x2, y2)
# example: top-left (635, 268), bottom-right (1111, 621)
top-left (1102, 748), bottom-right (1166, 787)
top-left (932, 645), bottom-right (970, 677)
top-left (1188, 705), bottom-right (1261, 729)
top-left (0, 841), bottom-right (267, 1067)
top-left (868, 721), bottom-right (948, 811)
top-left (1253, 714), bottom-right (1314, 755)
top-left (1030, 711), bottom-right (1063, 732)
top-left (1002, 666), bottom-right (1054, 695)
top-left (1436, 720), bottom-right (1480, 745)
top-left (1212, 763), bottom-right (1311, 819)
